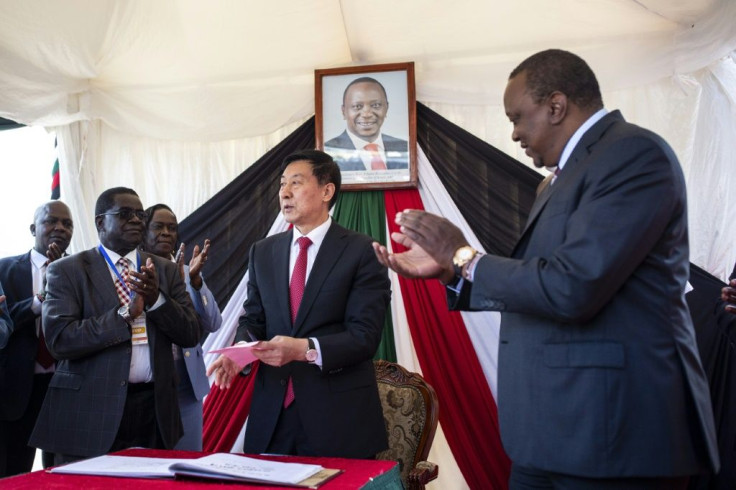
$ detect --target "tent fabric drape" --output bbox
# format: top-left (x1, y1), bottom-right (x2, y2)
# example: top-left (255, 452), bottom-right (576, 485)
top-left (385, 189), bottom-right (511, 490)
top-left (202, 361), bottom-right (260, 453)
top-left (416, 103), bottom-right (540, 256)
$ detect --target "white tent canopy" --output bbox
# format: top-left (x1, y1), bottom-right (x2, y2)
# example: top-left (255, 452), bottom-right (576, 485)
top-left (0, 0), bottom-right (734, 277)
top-left (1, 2), bottom-right (735, 488)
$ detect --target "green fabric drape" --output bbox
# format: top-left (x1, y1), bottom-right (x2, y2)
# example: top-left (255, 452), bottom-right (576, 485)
top-left (332, 191), bottom-right (397, 363)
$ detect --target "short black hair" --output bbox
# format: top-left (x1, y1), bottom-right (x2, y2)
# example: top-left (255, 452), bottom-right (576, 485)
top-left (282, 150), bottom-right (341, 209)
top-left (342, 77), bottom-right (388, 105)
top-left (509, 49), bottom-right (603, 111)
top-left (143, 203), bottom-right (175, 230)
top-left (95, 187), bottom-right (139, 216)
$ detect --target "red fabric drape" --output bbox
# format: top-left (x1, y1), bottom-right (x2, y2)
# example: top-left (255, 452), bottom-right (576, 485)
top-left (202, 361), bottom-right (260, 452)
top-left (384, 189), bottom-right (511, 490)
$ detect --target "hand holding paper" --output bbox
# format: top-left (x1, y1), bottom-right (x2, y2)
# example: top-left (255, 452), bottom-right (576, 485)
top-left (209, 341), bottom-right (259, 367)
top-left (207, 342), bottom-right (259, 389)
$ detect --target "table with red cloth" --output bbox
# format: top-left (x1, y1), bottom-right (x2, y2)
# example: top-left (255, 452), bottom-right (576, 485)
top-left (0, 448), bottom-right (403, 490)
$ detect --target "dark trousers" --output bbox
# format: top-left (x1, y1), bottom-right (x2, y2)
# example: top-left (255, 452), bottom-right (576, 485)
top-left (0, 372), bottom-right (53, 477)
top-left (55, 382), bottom-right (162, 466)
top-left (264, 401), bottom-right (315, 456)
top-left (110, 382), bottom-right (163, 452)
top-left (509, 463), bottom-right (690, 490)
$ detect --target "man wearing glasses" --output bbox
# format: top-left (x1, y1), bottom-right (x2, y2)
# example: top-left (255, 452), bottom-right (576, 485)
top-left (29, 187), bottom-right (201, 465)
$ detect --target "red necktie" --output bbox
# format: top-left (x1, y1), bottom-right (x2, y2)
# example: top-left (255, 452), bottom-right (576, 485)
top-left (364, 143), bottom-right (387, 170)
top-left (115, 258), bottom-right (131, 306)
top-left (284, 236), bottom-right (312, 408)
top-left (37, 262), bottom-right (55, 368)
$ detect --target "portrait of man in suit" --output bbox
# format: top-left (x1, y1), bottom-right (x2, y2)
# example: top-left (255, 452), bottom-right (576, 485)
top-left (29, 187), bottom-right (201, 465)
top-left (324, 76), bottom-right (409, 173)
top-left (0, 200), bottom-right (73, 476)
top-left (209, 149), bottom-right (390, 458)
top-left (374, 49), bottom-right (719, 489)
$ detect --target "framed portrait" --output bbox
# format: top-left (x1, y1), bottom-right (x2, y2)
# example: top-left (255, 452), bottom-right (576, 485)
top-left (315, 62), bottom-right (417, 191)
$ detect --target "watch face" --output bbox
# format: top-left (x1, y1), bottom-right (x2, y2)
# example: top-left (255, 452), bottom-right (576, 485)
top-left (453, 246), bottom-right (476, 266)
top-left (305, 349), bottom-right (318, 362)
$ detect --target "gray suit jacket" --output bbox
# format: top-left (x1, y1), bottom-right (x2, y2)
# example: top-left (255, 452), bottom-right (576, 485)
top-left (450, 111), bottom-right (719, 477)
top-left (324, 130), bottom-right (408, 171)
top-left (236, 222), bottom-right (390, 458)
top-left (29, 248), bottom-right (201, 457)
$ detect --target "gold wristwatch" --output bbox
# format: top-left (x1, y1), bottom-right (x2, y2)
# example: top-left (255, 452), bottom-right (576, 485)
top-left (452, 245), bottom-right (477, 276)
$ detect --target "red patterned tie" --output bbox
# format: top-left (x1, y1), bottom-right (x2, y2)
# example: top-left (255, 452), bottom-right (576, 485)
top-left (115, 258), bottom-right (131, 306)
top-left (37, 262), bottom-right (55, 368)
top-left (284, 236), bottom-right (312, 408)
top-left (364, 143), bottom-right (387, 170)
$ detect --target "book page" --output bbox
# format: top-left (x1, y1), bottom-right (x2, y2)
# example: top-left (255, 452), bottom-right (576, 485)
top-left (49, 455), bottom-right (184, 478)
top-left (169, 453), bottom-right (322, 485)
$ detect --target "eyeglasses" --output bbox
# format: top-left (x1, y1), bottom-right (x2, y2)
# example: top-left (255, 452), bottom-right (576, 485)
top-left (97, 208), bottom-right (148, 222)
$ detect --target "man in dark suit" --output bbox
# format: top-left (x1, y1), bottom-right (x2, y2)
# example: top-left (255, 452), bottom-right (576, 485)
top-left (374, 49), bottom-right (719, 488)
top-left (29, 187), bottom-right (201, 465)
top-left (209, 150), bottom-right (389, 458)
top-left (0, 200), bottom-right (73, 476)
top-left (324, 77), bottom-right (408, 171)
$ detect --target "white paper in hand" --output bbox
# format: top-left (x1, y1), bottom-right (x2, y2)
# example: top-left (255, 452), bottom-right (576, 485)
top-left (208, 341), bottom-right (259, 368)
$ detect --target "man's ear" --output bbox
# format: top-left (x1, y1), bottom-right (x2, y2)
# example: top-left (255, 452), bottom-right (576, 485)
top-left (548, 92), bottom-right (567, 125)
top-left (323, 183), bottom-right (335, 203)
top-left (94, 215), bottom-right (104, 233)
top-left (341, 105), bottom-right (347, 120)
top-left (30, 224), bottom-right (36, 237)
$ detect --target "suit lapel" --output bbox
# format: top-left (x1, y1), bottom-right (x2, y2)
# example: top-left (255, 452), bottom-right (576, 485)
top-left (85, 248), bottom-right (121, 308)
top-left (512, 111), bottom-right (624, 254)
top-left (15, 252), bottom-right (33, 298)
top-left (292, 222), bottom-right (346, 333)
top-left (271, 231), bottom-right (294, 334)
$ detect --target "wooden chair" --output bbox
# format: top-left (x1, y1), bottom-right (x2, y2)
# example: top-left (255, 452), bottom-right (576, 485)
top-left (374, 360), bottom-right (439, 490)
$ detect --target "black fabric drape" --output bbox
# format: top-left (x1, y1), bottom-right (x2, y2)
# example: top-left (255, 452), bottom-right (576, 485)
top-left (416, 102), bottom-right (541, 256)
top-left (687, 263), bottom-right (736, 490)
top-left (177, 116), bottom-right (315, 307)
top-left (0, 117), bottom-right (22, 131)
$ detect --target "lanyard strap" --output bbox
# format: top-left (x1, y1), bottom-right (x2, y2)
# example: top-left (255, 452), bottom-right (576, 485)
top-left (98, 245), bottom-right (140, 296)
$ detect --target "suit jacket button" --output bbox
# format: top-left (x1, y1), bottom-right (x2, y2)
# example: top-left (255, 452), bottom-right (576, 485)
top-left (280, 379), bottom-right (287, 386)
top-left (184, 351), bottom-right (191, 357)
top-left (120, 380), bottom-right (126, 387)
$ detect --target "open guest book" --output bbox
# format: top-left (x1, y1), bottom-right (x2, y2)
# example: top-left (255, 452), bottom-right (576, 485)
top-left (49, 453), bottom-right (342, 488)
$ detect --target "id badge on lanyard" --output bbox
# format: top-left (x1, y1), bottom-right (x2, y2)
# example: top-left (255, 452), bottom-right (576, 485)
top-left (98, 245), bottom-right (148, 345)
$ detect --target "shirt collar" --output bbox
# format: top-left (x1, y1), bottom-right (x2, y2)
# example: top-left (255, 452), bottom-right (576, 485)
top-left (30, 249), bottom-right (48, 269)
top-left (99, 244), bottom-right (138, 267)
top-left (346, 130), bottom-right (384, 151)
top-left (291, 217), bottom-right (332, 250)
top-left (557, 108), bottom-right (608, 172)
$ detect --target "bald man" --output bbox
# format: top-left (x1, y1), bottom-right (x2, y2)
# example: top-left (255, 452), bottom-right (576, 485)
top-left (0, 201), bottom-right (73, 476)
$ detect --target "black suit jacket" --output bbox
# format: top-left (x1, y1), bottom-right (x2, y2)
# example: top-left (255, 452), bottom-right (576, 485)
top-left (324, 130), bottom-right (408, 171)
top-left (449, 111), bottom-right (719, 477)
top-left (236, 222), bottom-right (390, 458)
top-left (0, 252), bottom-right (41, 421)
top-left (0, 282), bottom-right (11, 350)
top-left (29, 248), bottom-right (201, 457)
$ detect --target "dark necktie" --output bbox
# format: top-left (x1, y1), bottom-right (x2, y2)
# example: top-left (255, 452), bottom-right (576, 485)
top-left (284, 236), bottom-right (312, 408)
top-left (364, 143), bottom-right (387, 170)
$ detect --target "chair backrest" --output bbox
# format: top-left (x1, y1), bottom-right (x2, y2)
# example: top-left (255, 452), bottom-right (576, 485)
top-left (374, 360), bottom-right (439, 483)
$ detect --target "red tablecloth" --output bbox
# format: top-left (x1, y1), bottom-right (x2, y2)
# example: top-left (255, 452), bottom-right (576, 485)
top-left (0, 448), bottom-right (401, 490)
